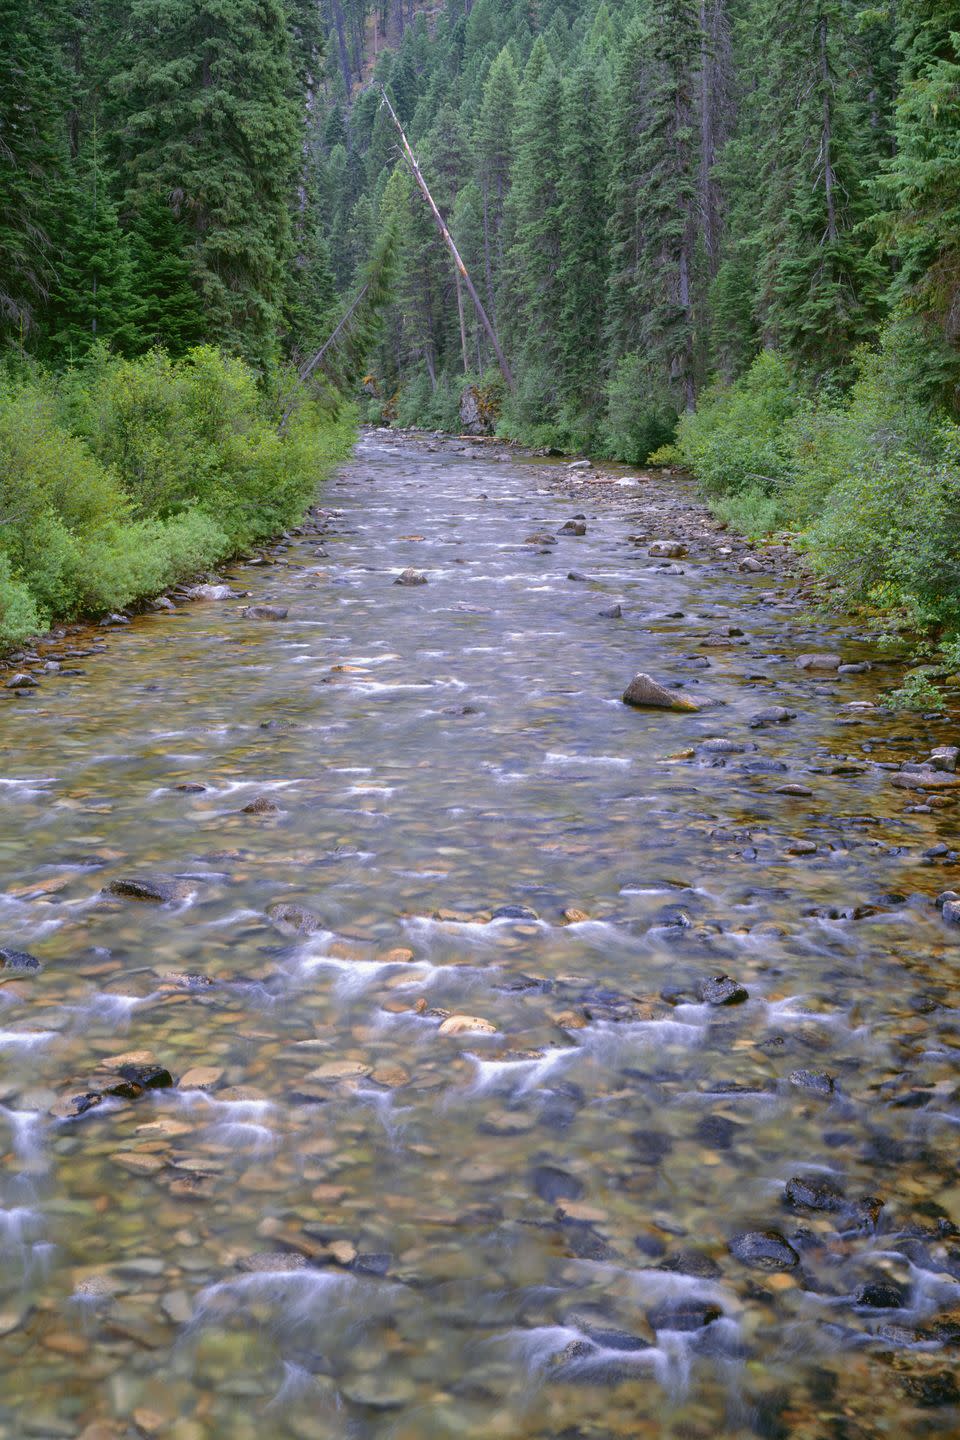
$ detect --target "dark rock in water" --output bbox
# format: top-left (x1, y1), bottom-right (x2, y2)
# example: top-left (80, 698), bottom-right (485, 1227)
top-left (796, 653), bottom-right (842, 671)
top-left (266, 902), bottom-right (319, 934)
top-left (106, 876), bottom-right (193, 904)
top-left (740, 757), bottom-right (789, 774)
top-left (622, 672), bottom-right (700, 712)
top-left (749, 706), bottom-right (797, 727)
top-left (729, 1230), bottom-right (799, 1272)
top-left (789, 1069), bottom-right (835, 1096)
top-left (568, 1320), bottom-right (651, 1353)
top-left (900, 1372), bottom-right (960, 1407)
top-left (695, 1114), bottom-right (738, 1149)
top-left (567, 570), bottom-right (590, 582)
top-left (491, 904), bottom-right (540, 921)
top-left (699, 737), bottom-right (753, 754)
top-left (393, 569), bottom-right (427, 586)
top-left (240, 604), bottom-right (288, 620)
top-left (659, 1248), bottom-right (723, 1279)
top-left (631, 1130), bottom-right (673, 1165)
top-left (350, 1253), bottom-right (392, 1277)
top-left (52, 1091), bottom-right (104, 1119)
top-left (0, 947), bottom-right (41, 973)
top-left (6, 672), bottom-right (38, 688)
top-left (175, 783), bottom-right (207, 793)
top-left (242, 795), bottom-right (281, 815)
top-left (854, 1280), bottom-right (907, 1309)
top-left (648, 540), bottom-right (687, 558)
top-left (647, 1299), bottom-right (723, 1333)
top-left (107, 1063), bottom-right (174, 1098)
top-left (785, 1174), bottom-right (845, 1211)
top-left (580, 986), bottom-right (651, 1023)
top-left (560, 520), bottom-right (587, 535)
top-left (563, 1226), bottom-right (615, 1262)
top-left (598, 604), bottom-right (622, 619)
top-left (697, 974), bottom-right (748, 1006)
top-left (532, 1164), bottom-right (584, 1204)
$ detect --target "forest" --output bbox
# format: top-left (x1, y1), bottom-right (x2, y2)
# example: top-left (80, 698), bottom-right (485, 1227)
top-left (1, 0), bottom-right (960, 657)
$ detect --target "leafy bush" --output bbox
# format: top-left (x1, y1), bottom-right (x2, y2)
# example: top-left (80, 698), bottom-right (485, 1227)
top-left (712, 487), bottom-right (787, 539)
top-left (0, 347), bottom-right (354, 647)
top-left (675, 350), bottom-right (797, 496)
top-left (602, 352), bottom-right (676, 464)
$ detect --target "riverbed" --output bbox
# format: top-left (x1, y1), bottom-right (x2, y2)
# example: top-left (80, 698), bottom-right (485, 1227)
top-left (1, 431), bottom-right (958, 1439)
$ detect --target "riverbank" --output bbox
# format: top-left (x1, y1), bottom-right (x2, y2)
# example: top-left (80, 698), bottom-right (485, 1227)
top-left (0, 347), bottom-right (356, 663)
top-left (2, 430), bottom-right (959, 1437)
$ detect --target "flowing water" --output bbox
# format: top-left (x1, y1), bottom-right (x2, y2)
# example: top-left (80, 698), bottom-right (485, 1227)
top-left (1, 432), bottom-right (958, 1440)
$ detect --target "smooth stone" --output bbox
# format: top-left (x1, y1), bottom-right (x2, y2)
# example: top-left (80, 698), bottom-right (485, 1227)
top-left (789, 1068), bottom-right (834, 1095)
top-left (892, 769), bottom-right (960, 791)
top-left (393, 569), bottom-right (427, 586)
top-left (646, 1299), bottom-right (723, 1333)
top-left (0, 947), bottom-right (41, 973)
top-left (491, 904), bottom-right (539, 921)
top-left (659, 1248), bottom-right (723, 1279)
top-left (240, 604), bottom-right (288, 619)
top-left (784, 1174), bottom-right (845, 1211)
top-left (648, 541), bottom-right (687, 558)
top-left (796, 653), bottom-right (842, 670)
top-left (184, 583), bottom-right (236, 601)
top-left (179, 1066), bottom-right (223, 1090)
top-left (567, 570), bottom-right (591, 582)
top-left (598, 603), bottom-right (622, 618)
top-left (749, 706), bottom-right (796, 726)
top-left (266, 901), bottom-right (320, 934)
top-left (728, 1230), bottom-right (799, 1271)
top-left (342, 1377), bottom-right (415, 1409)
top-left (531, 1165), bottom-right (584, 1203)
top-left (437, 1014), bottom-right (497, 1037)
top-left (622, 673), bottom-right (700, 712)
top-left (560, 520), bottom-right (587, 535)
top-left (106, 875), bottom-right (193, 903)
top-left (242, 795), bottom-right (281, 814)
top-left (854, 1280), bottom-right (907, 1309)
top-left (696, 974), bottom-right (748, 1006)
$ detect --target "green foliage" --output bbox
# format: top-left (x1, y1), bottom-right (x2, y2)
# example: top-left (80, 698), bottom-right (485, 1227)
top-left (0, 348), bottom-right (354, 645)
top-left (675, 350), bottom-right (798, 496)
top-left (712, 488), bottom-right (786, 539)
top-left (602, 352), bottom-right (678, 465)
top-left (886, 668), bottom-right (946, 712)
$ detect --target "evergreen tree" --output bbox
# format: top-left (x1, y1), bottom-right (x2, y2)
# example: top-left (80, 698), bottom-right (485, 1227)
top-left (43, 126), bottom-right (140, 361)
top-left (475, 46), bottom-right (518, 327)
top-left (556, 60), bottom-right (609, 437)
top-left (0, 0), bottom-right (67, 339)
top-left (606, 3), bottom-right (702, 415)
top-left (113, 0), bottom-right (302, 370)
top-left (879, 2), bottom-right (960, 358)
top-left (129, 193), bottom-right (205, 355)
top-left (752, 0), bottom-right (885, 380)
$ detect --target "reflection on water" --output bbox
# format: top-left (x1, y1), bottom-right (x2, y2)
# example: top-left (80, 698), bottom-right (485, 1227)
top-left (0, 433), bottom-right (958, 1437)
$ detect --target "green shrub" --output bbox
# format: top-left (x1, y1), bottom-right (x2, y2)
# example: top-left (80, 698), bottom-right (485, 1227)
top-left (675, 350), bottom-right (797, 496)
top-left (0, 346), bottom-right (355, 647)
top-left (602, 352), bottom-right (676, 464)
top-left (712, 487), bottom-right (787, 539)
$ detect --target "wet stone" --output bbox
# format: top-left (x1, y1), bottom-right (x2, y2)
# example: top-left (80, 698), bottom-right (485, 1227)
top-left (393, 569), bottom-right (427, 586)
top-left (0, 946), bottom-right (41, 972)
top-left (728, 1230), bottom-right (799, 1272)
top-left (647, 1299), bottom-right (723, 1333)
top-left (107, 1064), bottom-right (174, 1098)
top-left (242, 795), bottom-right (281, 814)
top-left (697, 974), bottom-right (748, 1006)
top-left (900, 1372), bottom-right (960, 1407)
top-left (240, 603), bottom-right (288, 619)
top-left (532, 1165), bottom-right (584, 1204)
top-left (266, 901), bottom-right (319, 933)
top-left (784, 1174), bottom-right (845, 1211)
top-left (106, 875), bottom-right (193, 903)
top-left (749, 706), bottom-right (797, 727)
top-left (491, 904), bottom-right (539, 921)
top-left (854, 1280), bottom-right (907, 1309)
top-left (788, 1068), bottom-right (835, 1095)
top-left (659, 1248), bottom-right (723, 1279)
top-left (622, 672), bottom-right (700, 712)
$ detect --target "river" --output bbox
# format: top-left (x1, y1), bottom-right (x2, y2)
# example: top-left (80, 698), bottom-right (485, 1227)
top-left (1, 432), bottom-right (958, 1439)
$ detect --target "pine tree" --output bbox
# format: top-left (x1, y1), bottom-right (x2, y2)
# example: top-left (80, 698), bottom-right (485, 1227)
top-left (113, 0), bottom-right (302, 370)
top-left (501, 40), bottom-right (564, 423)
top-left (43, 126), bottom-right (141, 361)
top-left (556, 60), bottom-right (609, 438)
top-left (0, 0), bottom-right (67, 339)
top-left (606, 3), bottom-right (702, 414)
top-left (475, 47), bottom-right (518, 325)
top-left (879, 3), bottom-right (960, 356)
top-left (129, 194), bottom-right (205, 355)
top-left (752, 0), bottom-right (885, 380)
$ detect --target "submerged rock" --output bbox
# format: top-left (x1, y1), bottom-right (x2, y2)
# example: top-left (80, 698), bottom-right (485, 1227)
top-left (266, 901), bottom-right (320, 934)
top-left (854, 1279), bottom-right (907, 1309)
top-left (749, 706), bottom-right (797, 726)
top-left (242, 795), bottom-right (281, 815)
top-left (0, 947), bottom-right (41, 974)
top-left (784, 1174), bottom-right (845, 1211)
top-left (598, 603), bottom-right (622, 618)
top-left (697, 974), bottom-right (748, 1006)
top-left (393, 569), bottom-right (427, 586)
top-left (240, 604), bottom-right (288, 620)
top-left (106, 1063), bottom-right (174, 1098)
top-left (648, 541), bottom-right (687, 558)
top-left (647, 1299), bottom-right (723, 1333)
top-left (728, 1230), bottom-right (799, 1271)
top-left (796, 653), bottom-right (842, 670)
top-left (789, 1068), bottom-right (834, 1095)
top-left (106, 876), bottom-right (194, 904)
top-left (560, 520), bottom-right (587, 535)
top-left (437, 1014), bottom-right (497, 1037)
top-left (622, 673), bottom-right (700, 712)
